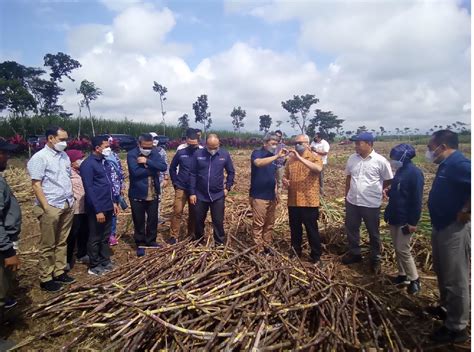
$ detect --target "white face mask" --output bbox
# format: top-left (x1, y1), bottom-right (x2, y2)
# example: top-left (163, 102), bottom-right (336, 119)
top-left (101, 147), bottom-right (112, 157)
top-left (390, 150), bottom-right (407, 170)
top-left (207, 148), bottom-right (217, 156)
top-left (140, 148), bottom-right (152, 156)
top-left (425, 145), bottom-right (441, 163)
top-left (76, 159), bottom-right (83, 167)
top-left (54, 141), bottom-right (67, 152)
top-left (152, 140), bottom-right (158, 147)
top-left (267, 145), bottom-right (277, 154)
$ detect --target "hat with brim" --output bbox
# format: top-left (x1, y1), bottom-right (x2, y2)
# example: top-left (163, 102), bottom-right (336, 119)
top-left (0, 139), bottom-right (18, 152)
top-left (350, 132), bottom-right (374, 142)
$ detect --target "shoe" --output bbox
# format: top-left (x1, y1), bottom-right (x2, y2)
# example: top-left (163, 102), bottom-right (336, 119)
top-left (426, 305), bottom-right (447, 321)
top-left (166, 237), bottom-right (177, 245)
top-left (430, 326), bottom-right (469, 343)
top-left (149, 242), bottom-right (162, 248)
top-left (407, 278), bottom-right (421, 295)
top-left (53, 273), bottom-right (76, 285)
top-left (392, 275), bottom-right (410, 285)
top-left (312, 258), bottom-right (324, 268)
top-left (40, 280), bottom-right (63, 292)
top-left (88, 266), bottom-right (105, 276)
top-left (101, 262), bottom-right (114, 272)
top-left (136, 248), bottom-right (145, 257)
top-left (76, 255), bottom-right (90, 264)
top-left (109, 235), bottom-right (119, 246)
top-left (371, 261), bottom-right (382, 274)
top-left (4, 298), bottom-right (17, 309)
top-left (341, 254), bottom-right (362, 265)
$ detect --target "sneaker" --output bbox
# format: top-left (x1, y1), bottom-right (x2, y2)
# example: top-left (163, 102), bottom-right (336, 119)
top-left (392, 275), bottom-right (410, 285)
top-left (88, 266), bottom-right (105, 276)
top-left (101, 262), bottom-right (114, 272)
top-left (76, 255), bottom-right (90, 264)
top-left (40, 280), bottom-right (63, 292)
top-left (371, 261), bottom-right (382, 275)
top-left (53, 273), bottom-right (76, 285)
top-left (426, 305), bottom-right (447, 321)
top-left (4, 298), bottom-right (17, 309)
top-left (109, 234), bottom-right (119, 246)
top-left (407, 278), bottom-right (421, 295)
top-left (341, 254), bottom-right (362, 265)
top-left (136, 248), bottom-right (145, 257)
top-left (430, 326), bottom-right (469, 343)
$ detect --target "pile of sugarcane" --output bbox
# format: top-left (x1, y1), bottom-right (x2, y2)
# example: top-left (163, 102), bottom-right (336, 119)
top-left (15, 241), bottom-right (410, 351)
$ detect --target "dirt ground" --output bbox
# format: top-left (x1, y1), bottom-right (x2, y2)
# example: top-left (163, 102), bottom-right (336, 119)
top-left (1, 141), bottom-right (471, 350)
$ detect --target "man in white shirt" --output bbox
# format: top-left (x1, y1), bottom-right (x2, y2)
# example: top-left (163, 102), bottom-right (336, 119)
top-left (342, 132), bottom-right (393, 274)
top-left (310, 132), bottom-right (330, 196)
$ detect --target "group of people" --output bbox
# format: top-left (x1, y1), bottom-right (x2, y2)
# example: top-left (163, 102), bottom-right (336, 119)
top-left (0, 126), bottom-right (470, 344)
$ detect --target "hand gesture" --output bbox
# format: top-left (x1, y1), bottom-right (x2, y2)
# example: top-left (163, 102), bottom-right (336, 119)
top-left (114, 203), bottom-right (120, 216)
top-left (277, 148), bottom-right (289, 158)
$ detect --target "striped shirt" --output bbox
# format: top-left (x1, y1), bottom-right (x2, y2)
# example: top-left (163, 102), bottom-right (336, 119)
top-left (27, 145), bottom-right (74, 209)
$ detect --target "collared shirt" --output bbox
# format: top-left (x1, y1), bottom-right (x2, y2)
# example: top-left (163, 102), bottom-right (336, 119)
top-left (345, 150), bottom-right (393, 208)
top-left (310, 139), bottom-right (330, 165)
top-left (428, 150), bottom-right (471, 230)
top-left (170, 145), bottom-right (200, 192)
top-left (285, 150), bottom-right (322, 207)
top-left (250, 147), bottom-right (277, 200)
top-left (27, 145), bottom-right (74, 209)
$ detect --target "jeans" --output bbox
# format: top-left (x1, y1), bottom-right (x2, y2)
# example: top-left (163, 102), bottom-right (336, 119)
top-left (130, 198), bottom-right (159, 246)
top-left (195, 197), bottom-right (225, 244)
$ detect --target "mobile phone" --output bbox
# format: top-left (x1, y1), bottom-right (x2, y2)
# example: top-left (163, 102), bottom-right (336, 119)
top-left (401, 225), bottom-right (410, 235)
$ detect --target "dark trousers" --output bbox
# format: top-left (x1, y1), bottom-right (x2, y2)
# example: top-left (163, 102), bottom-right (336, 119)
top-left (87, 210), bottom-right (112, 268)
top-left (288, 206), bottom-right (321, 260)
top-left (345, 201), bottom-right (381, 261)
top-left (195, 198), bottom-right (225, 244)
top-left (130, 198), bottom-right (159, 246)
top-left (67, 214), bottom-right (89, 265)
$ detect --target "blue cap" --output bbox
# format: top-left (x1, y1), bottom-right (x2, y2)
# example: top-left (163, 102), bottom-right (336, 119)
top-left (350, 132), bottom-right (374, 142)
top-left (390, 143), bottom-right (416, 161)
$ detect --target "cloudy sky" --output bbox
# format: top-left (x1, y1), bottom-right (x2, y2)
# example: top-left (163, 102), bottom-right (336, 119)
top-left (0, 0), bottom-right (471, 134)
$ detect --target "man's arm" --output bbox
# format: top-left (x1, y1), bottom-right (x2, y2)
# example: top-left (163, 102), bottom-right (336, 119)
top-left (295, 151), bottom-right (322, 173)
top-left (0, 181), bottom-right (17, 263)
top-left (127, 152), bottom-right (150, 178)
top-left (407, 170), bottom-right (424, 227)
top-left (345, 175), bottom-right (351, 197)
top-left (225, 153), bottom-right (235, 191)
top-left (189, 153), bottom-right (198, 204)
top-left (169, 152), bottom-right (180, 186)
top-left (145, 153), bottom-right (168, 173)
top-left (31, 180), bottom-right (49, 210)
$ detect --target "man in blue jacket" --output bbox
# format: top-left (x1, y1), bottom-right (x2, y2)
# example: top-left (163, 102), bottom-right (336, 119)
top-left (426, 130), bottom-right (470, 344)
top-left (384, 144), bottom-right (424, 295)
top-left (80, 135), bottom-right (120, 276)
top-left (189, 134), bottom-right (235, 245)
top-left (127, 134), bottom-right (167, 256)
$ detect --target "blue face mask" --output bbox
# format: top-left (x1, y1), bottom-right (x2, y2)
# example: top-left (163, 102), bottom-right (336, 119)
top-left (390, 150), bottom-right (407, 170)
top-left (295, 143), bottom-right (306, 154)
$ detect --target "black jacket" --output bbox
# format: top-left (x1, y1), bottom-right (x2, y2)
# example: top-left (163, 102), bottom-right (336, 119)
top-left (0, 176), bottom-right (21, 258)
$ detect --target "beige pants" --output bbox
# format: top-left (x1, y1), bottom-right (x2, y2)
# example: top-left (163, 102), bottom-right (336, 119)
top-left (251, 197), bottom-right (277, 252)
top-left (389, 225), bottom-right (418, 281)
top-left (34, 203), bottom-right (74, 282)
top-left (0, 253), bottom-right (15, 307)
top-left (169, 188), bottom-right (196, 240)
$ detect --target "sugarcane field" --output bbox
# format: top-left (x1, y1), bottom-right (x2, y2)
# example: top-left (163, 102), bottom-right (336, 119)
top-left (0, 140), bottom-right (470, 351)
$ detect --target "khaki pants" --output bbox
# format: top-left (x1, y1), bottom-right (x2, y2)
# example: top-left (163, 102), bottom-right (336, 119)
top-left (33, 203), bottom-right (74, 283)
top-left (251, 197), bottom-right (277, 252)
top-left (169, 188), bottom-right (196, 240)
top-left (0, 253), bottom-right (15, 307)
top-left (389, 225), bottom-right (418, 281)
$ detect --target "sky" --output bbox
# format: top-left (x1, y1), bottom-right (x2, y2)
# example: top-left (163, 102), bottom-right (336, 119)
top-left (0, 0), bottom-right (471, 134)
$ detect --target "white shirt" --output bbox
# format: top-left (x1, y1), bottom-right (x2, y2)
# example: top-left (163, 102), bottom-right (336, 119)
top-left (310, 139), bottom-right (330, 165)
top-left (177, 143), bottom-right (203, 151)
top-left (345, 150), bottom-right (393, 208)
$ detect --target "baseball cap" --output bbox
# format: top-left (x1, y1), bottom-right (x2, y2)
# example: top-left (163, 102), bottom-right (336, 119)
top-left (350, 132), bottom-right (374, 142)
top-left (0, 139), bottom-right (18, 152)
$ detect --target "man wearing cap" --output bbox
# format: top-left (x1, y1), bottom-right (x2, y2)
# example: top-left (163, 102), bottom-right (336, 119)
top-left (425, 130), bottom-right (470, 343)
top-left (0, 139), bottom-right (21, 323)
top-left (27, 126), bottom-right (75, 292)
top-left (342, 132), bottom-right (393, 273)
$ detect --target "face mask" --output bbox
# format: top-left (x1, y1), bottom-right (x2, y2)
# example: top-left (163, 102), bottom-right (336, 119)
top-left (425, 145), bottom-right (441, 163)
top-left (267, 145), bottom-right (277, 154)
top-left (188, 144), bottom-right (199, 150)
top-left (295, 143), bottom-right (306, 154)
top-left (76, 159), bottom-right (83, 167)
top-left (140, 148), bottom-right (152, 156)
top-left (54, 141), bottom-right (67, 152)
top-left (390, 160), bottom-right (403, 170)
top-left (152, 140), bottom-right (159, 147)
top-left (207, 148), bottom-right (217, 156)
top-left (101, 147), bottom-right (112, 157)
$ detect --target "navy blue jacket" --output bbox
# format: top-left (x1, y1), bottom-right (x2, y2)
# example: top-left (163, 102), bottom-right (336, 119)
top-left (250, 147), bottom-right (277, 200)
top-left (170, 146), bottom-right (199, 192)
top-left (428, 150), bottom-right (471, 230)
top-left (80, 154), bottom-right (115, 214)
top-left (127, 147), bottom-right (167, 200)
top-left (384, 161), bottom-right (424, 226)
top-left (189, 148), bottom-right (235, 202)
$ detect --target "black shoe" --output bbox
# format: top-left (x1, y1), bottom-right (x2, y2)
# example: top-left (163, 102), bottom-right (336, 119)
top-left (4, 298), bottom-right (17, 309)
top-left (426, 305), bottom-right (447, 320)
top-left (311, 258), bottom-right (324, 268)
top-left (407, 278), bottom-right (421, 295)
top-left (53, 273), bottom-right (76, 285)
top-left (371, 261), bottom-right (382, 275)
top-left (341, 254), bottom-right (362, 265)
top-left (430, 326), bottom-right (469, 343)
top-left (392, 275), bottom-right (410, 285)
top-left (40, 280), bottom-right (63, 292)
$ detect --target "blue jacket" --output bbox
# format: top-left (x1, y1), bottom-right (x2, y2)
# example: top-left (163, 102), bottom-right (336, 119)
top-left (384, 161), bottom-right (424, 226)
top-left (169, 146), bottom-right (200, 192)
top-left (190, 148), bottom-right (235, 202)
top-left (127, 147), bottom-right (167, 200)
top-left (80, 154), bottom-right (116, 214)
top-left (428, 150), bottom-right (471, 230)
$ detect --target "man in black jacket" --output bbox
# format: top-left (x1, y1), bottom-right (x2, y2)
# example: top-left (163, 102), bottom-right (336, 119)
top-left (127, 134), bottom-right (167, 256)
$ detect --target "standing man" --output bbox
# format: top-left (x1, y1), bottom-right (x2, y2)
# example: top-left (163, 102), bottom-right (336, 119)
top-left (177, 128), bottom-right (204, 151)
top-left (150, 132), bottom-right (170, 226)
top-left (283, 134), bottom-right (323, 265)
top-left (27, 126), bottom-right (75, 292)
top-left (0, 140), bottom-right (21, 322)
top-left (189, 134), bottom-right (235, 245)
top-left (342, 132), bottom-right (393, 273)
top-left (80, 136), bottom-right (120, 275)
top-left (426, 130), bottom-right (470, 343)
top-left (310, 132), bottom-right (330, 196)
top-left (127, 134), bottom-right (167, 256)
top-left (273, 130), bottom-right (287, 191)
top-left (250, 133), bottom-right (288, 254)
top-left (169, 131), bottom-right (200, 242)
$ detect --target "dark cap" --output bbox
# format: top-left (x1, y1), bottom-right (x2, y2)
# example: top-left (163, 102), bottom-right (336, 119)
top-left (0, 139), bottom-right (18, 152)
top-left (350, 132), bottom-right (374, 142)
